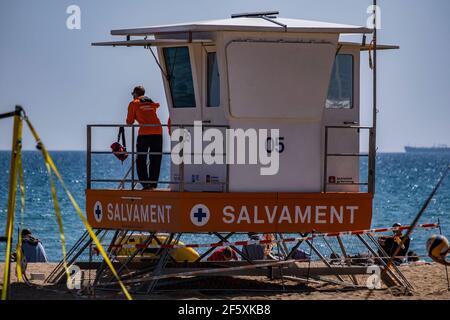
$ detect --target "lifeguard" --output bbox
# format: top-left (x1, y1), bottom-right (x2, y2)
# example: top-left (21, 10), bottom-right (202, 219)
top-left (126, 86), bottom-right (163, 190)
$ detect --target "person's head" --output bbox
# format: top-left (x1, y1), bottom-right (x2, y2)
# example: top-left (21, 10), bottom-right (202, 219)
top-left (248, 232), bottom-right (259, 240)
top-left (330, 252), bottom-right (341, 262)
top-left (407, 251), bottom-right (420, 262)
top-left (392, 222), bottom-right (402, 236)
top-left (132, 86), bottom-right (145, 99)
top-left (21, 228), bottom-right (32, 238)
top-left (223, 246), bottom-right (234, 261)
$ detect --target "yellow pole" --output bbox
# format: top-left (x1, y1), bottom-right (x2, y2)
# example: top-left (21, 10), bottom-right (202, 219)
top-left (1, 106), bottom-right (23, 300)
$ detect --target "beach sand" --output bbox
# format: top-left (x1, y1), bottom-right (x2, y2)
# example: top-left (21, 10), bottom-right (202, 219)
top-left (1, 262), bottom-right (449, 300)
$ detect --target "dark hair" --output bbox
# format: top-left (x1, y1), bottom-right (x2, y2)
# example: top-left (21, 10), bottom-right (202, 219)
top-left (21, 228), bottom-right (32, 237)
top-left (407, 251), bottom-right (419, 262)
top-left (330, 252), bottom-right (341, 261)
top-left (223, 247), bottom-right (233, 259)
top-left (133, 86), bottom-right (145, 97)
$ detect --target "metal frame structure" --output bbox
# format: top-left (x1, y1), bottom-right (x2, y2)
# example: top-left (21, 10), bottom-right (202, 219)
top-left (323, 125), bottom-right (375, 192)
top-left (87, 123), bottom-right (230, 191)
top-left (46, 227), bottom-right (421, 295)
top-left (88, 123), bottom-right (376, 194)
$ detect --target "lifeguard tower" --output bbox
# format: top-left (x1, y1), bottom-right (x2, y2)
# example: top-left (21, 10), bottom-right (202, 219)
top-left (47, 12), bottom-right (416, 294)
top-left (86, 11), bottom-right (390, 233)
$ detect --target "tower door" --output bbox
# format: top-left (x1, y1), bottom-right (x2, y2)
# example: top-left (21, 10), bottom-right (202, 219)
top-left (160, 45), bottom-right (202, 191)
top-left (199, 46), bottom-right (228, 191)
top-left (323, 50), bottom-right (361, 192)
top-left (201, 47), bottom-right (227, 125)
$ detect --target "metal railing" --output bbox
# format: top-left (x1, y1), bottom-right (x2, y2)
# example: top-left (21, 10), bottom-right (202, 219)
top-left (86, 123), bottom-right (230, 191)
top-left (87, 123), bottom-right (374, 193)
top-left (323, 125), bottom-right (375, 193)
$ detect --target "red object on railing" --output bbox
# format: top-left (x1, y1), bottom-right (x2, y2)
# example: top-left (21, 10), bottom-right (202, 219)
top-left (111, 142), bottom-right (128, 162)
top-left (111, 126), bottom-right (128, 163)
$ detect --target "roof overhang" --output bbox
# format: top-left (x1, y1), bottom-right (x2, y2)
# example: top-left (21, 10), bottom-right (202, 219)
top-left (91, 39), bottom-right (398, 51)
top-left (339, 42), bottom-right (400, 51)
top-left (109, 17), bottom-right (373, 37)
top-left (91, 39), bottom-right (213, 47)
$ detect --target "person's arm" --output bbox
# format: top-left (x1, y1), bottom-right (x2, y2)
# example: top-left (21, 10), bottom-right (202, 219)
top-left (398, 236), bottom-right (410, 256)
top-left (383, 237), bottom-right (395, 255)
top-left (126, 102), bottom-right (136, 125)
top-left (242, 245), bottom-right (249, 258)
top-left (377, 236), bottom-right (387, 246)
top-left (41, 244), bottom-right (49, 263)
top-left (37, 243), bottom-right (48, 263)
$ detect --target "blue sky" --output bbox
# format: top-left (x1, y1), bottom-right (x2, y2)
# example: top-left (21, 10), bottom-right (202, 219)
top-left (0, 0), bottom-right (449, 152)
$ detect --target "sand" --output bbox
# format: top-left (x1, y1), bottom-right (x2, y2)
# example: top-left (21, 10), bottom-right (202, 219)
top-left (1, 262), bottom-right (450, 300)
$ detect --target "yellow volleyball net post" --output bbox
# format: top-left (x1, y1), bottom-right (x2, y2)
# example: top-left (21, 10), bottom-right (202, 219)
top-left (14, 140), bottom-right (26, 283)
top-left (1, 106), bottom-right (23, 300)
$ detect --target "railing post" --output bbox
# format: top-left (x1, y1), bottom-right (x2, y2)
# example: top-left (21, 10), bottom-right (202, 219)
top-left (131, 125), bottom-right (135, 190)
top-left (226, 160), bottom-right (230, 193)
top-left (226, 126), bottom-right (230, 192)
top-left (179, 125), bottom-right (185, 192)
top-left (323, 126), bottom-right (329, 193)
top-left (371, 0), bottom-right (378, 195)
top-left (368, 127), bottom-right (375, 194)
top-left (86, 125), bottom-right (92, 190)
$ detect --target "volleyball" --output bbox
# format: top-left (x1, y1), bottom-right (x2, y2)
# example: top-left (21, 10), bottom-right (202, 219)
top-left (426, 235), bottom-right (449, 260)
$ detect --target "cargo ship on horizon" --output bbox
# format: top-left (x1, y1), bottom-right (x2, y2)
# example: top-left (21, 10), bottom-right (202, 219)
top-left (405, 144), bottom-right (450, 153)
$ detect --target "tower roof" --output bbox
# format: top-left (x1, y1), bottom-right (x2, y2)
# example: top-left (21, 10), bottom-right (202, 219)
top-left (110, 16), bottom-right (372, 36)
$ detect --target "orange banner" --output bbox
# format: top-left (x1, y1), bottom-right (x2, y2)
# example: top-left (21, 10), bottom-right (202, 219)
top-left (86, 190), bottom-right (373, 233)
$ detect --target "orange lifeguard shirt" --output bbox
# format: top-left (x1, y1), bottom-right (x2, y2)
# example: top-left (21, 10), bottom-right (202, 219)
top-left (126, 96), bottom-right (163, 136)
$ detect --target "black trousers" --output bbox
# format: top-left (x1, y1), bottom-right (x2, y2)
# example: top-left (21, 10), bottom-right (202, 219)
top-left (136, 135), bottom-right (162, 189)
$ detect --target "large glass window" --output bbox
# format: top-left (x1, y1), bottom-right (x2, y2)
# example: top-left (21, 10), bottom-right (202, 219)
top-left (326, 54), bottom-right (353, 109)
top-left (207, 52), bottom-right (220, 107)
top-left (163, 46), bottom-right (196, 108)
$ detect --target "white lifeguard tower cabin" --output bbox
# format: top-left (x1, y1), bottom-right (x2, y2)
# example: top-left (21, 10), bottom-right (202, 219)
top-left (88, 12), bottom-right (397, 234)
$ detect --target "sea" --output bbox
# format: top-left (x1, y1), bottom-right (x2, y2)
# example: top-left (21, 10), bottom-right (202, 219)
top-left (0, 151), bottom-right (449, 262)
